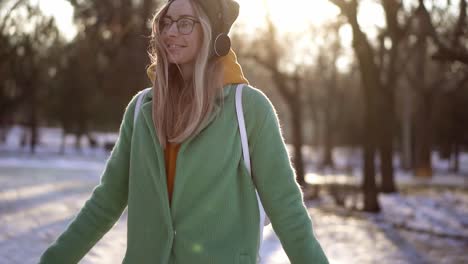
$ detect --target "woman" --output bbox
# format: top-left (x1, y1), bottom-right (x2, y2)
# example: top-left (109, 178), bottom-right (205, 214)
top-left (39, 0), bottom-right (329, 263)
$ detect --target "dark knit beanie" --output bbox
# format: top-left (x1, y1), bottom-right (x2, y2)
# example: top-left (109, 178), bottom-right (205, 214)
top-left (194, 0), bottom-right (239, 35)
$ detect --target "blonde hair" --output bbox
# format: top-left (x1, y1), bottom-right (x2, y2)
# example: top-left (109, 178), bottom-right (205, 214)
top-left (149, 0), bottom-right (224, 148)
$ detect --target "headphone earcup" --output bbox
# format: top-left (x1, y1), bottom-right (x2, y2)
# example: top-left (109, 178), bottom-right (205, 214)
top-left (213, 33), bottom-right (231, 57)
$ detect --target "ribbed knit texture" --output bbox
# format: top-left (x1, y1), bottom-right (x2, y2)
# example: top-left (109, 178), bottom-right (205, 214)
top-left (163, 49), bottom-right (248, 206)
top-left (39, 85), bottom-right (329, 264)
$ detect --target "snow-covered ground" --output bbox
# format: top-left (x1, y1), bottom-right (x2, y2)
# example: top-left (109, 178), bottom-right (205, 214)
top-left (1, 126), bottom-right (467, 264)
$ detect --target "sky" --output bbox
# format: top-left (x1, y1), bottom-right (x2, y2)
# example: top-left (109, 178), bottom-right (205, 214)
top-left (34, 0), bottom-right (76, 40)
top-left (36, 0), bottom-right (384, 41)
top-left (34, 0), bottom-right (385, 71)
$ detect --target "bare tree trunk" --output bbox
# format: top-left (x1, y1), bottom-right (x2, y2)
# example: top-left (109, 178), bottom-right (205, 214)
top-left (363, 136), bottom-right (380, 211)
top-left (309, 96), bottom-right (321, 149)
top-left (362, 78), bottom-right (381, 212)
top-left (20, 127), bottom-right (28, 148)
top-left (362, 65), bottom-right (381, 211)
top-left (414, 93), bottom-right (433, 178)
top-left (351, 22), bottom-right (381, 212)
top-left (379, 102), bottom-right (397, 193)
top-left (377, 0), bottom-right (404, 193)
top-left (329, 0), bottom-right (381, 212)
top-left (28, 81), bottom-right (38, 154)
top-left (0, 127), bottom-right (6, 144)
top-left (450, 142), bottom-right (459, 173)
top-left (379, 138), bottom-right (396, 192)
top-left (413, 25), bottom-right (433, 178)
top-left (322, 122), bottom-right (334, 169)
top-left (60, 129), bottom-right (66, 155)
top-left (29, 107), bottom-right (38, 154)
top-left (74, 131), bottom-right (82, 151)
top-left (321, 68), bottom-right (336, 169)
top-left (402, 86), bottom-right (412, 170)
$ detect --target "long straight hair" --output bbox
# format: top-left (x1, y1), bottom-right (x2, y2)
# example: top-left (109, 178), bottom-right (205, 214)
top-left (149, 0), bottom-right (224, 148)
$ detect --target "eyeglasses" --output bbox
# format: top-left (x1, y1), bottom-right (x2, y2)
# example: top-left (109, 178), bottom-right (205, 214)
top-left (160, 17), bottom-right (200, 35)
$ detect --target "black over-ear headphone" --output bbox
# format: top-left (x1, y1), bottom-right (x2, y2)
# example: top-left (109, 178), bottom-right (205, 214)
top-left (213, 0), bottom-right (231, 57)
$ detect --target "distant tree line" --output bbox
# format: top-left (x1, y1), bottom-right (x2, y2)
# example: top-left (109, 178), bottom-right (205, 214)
top-left (233, 0), bottom-right (468, 212)
top-left (1, 0), bottom-right (467, 212)
top-left (1, 0), bottom-right (158, 152)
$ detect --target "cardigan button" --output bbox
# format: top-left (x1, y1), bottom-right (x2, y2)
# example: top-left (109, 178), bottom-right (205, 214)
top-left (174, 230), bottom-right (177, 236)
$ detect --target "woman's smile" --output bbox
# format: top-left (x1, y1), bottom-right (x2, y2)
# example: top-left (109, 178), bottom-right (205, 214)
top-left (167, 43), bottom-right (186, 52)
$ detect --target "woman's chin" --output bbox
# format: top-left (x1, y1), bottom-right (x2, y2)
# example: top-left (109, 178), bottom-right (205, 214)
top-left (168, 57), bottom-right (184, 65)
top-left (168, 58), bottom-right (192, 66)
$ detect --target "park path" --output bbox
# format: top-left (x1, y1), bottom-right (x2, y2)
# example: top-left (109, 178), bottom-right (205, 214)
top-left (0, 163), bottom-right (466, 264)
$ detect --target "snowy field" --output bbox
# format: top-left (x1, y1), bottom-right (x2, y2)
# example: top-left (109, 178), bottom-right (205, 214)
top-left (0, 126), bottom-right (467, 264)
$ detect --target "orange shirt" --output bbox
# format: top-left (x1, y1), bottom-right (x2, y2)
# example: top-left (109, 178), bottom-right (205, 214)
top-left (164, 142), bottom-right (180, 205)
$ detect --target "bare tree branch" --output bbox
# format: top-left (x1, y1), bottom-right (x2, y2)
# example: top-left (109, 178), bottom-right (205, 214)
top-left (328, 0), bottom-right (354, 13)
top-left (418, 0), bottom-right (468, 65)
top-left (438, 69), bottom-right (468, 94)
top-left (452, 0), bottom-right (467, 47)
top-left (328, 0), bottom-right (348, 10)
top-left (0, 0), bottom-right (27, 34)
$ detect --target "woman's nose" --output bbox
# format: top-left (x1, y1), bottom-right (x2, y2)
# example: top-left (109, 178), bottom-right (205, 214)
top-left (166, 22), bottom-right (178, 36)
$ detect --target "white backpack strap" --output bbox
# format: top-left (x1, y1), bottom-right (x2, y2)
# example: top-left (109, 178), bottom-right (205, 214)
top-left (235, 84), bottom-right (266, 263)
top-left (134, 87), bottom-right (151, 127)
top-left (235, 84), bottom-right (252, 175)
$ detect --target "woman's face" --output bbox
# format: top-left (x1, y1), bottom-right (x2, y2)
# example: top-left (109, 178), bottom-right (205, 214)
top-left (161, 0), bottom-right (203, 66)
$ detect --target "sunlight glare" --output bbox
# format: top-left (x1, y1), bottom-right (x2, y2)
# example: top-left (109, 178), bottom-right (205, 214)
top-left (236, 0), bottom-right (340, 35)
top-left (236, 0), bottom-right (384, 42)
top-left (35, 0), bottom-right (77, 40)
top-left (357, 0), bottom-right (385, 38)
